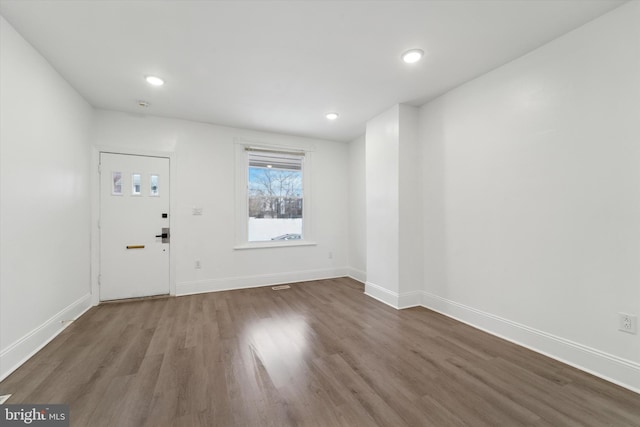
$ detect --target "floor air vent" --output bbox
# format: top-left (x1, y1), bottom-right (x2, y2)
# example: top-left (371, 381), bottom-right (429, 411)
top-left (272, 285), bottom-right (291, 290)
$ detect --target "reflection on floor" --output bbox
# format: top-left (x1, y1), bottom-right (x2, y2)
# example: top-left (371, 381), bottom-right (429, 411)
top-left (1, 277), bottom-right (639, 426)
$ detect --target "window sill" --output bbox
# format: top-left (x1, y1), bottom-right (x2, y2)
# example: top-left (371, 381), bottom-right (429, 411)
top-left (233, 241), bottom-right (317, 250)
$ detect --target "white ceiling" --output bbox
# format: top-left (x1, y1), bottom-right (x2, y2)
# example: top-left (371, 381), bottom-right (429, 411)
top-left (0, 0), bottom-right (627, 142)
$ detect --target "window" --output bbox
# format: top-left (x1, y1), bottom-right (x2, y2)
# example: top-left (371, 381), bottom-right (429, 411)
top-left (131, 173), bottom-right (141, 195)
top-left (111, 172), bottom-right (123, 195)
top-left (247, 149), bottom-right (303, 242)
top-left (150, 174), bottom-right (159, 196)
top-left (235, 143), bottom-right (315, 249)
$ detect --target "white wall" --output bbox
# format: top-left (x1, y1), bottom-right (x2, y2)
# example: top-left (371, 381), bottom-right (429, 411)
top-left (347, 134), bottom-right (366, 282)
top-left (398, 105), bottom-right (422, 298)
top-left (365, 104), bottom-right (422, 307)
top-left (91, 110), bottom-right (349, 295)
top-left (0, 16), bottom-right (93, 380)
top-left (420, 1), bottom-right (640, 391)
top-left (365, 106), bottom-right (401, 298)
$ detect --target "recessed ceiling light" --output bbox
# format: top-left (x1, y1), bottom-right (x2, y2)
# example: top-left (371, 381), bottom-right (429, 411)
top-left (401, 49), bottom-right (424, 64)
top-left (326, 112), bottom-right (339, 120)
top-left (145, 75), bottom-right (164, 86)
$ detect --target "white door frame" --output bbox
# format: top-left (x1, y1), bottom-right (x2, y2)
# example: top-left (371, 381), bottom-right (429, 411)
top-left (91, 145), bottom-right (177, 306)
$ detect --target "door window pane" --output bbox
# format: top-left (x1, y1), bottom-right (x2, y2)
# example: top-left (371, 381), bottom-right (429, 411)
top-left (150, 175), bottom-right (159, 196)
top-left (112, 172), bottom-right (122, 195)
top-left (132, 174), bottom-right (141, 195)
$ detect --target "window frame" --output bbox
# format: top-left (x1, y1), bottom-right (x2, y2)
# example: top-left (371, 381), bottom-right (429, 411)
top-left (234, 141), bottom-right (315, 250)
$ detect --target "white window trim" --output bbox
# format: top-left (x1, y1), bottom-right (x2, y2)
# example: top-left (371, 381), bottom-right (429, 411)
top-left (234, 140), bottom-right (316, 250)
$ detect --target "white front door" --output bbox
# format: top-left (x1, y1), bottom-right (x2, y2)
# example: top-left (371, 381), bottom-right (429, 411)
top-left (99, 153), bottom-right (170, 301)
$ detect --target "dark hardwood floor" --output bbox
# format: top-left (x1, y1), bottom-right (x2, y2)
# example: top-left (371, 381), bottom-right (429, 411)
top-left (2, 277), bottom-right (639, 426)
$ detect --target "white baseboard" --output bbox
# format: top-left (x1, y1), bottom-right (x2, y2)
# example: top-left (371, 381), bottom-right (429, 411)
top-left (364, 281), bottom-right (399, 308)
top-left (420, 291), bottom-right (640, 394)
top-left (176, 267), bottom-right (349, 296)
top-left (345, 267), bottom-right (366, 283)
top-left (364, 281), bottom-right (424, 309)
top-left (0, 293), bottom-right (92, 382)
top-left (397, 290), bottom-right (423, 309)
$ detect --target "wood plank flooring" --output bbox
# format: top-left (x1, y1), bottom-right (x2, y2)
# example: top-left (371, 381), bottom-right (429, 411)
top-left (1, 277), bottom-right (639, 426)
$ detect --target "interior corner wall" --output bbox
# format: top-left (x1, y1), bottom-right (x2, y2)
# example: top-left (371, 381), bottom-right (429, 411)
top-left (419, 1), bottom-right (640, 392)
top-left (365, 104), bottom-right (422, 307)
top-left (91, 110), bottom-right (350, 295)
top-left (398, 105), bottom-right (422, 299)
top-left (347, 134), bottom-right (366, 283)
top-left (0, 16), bottom-right (93, 380)
top-left (365, 106), bottom-right (400, 303)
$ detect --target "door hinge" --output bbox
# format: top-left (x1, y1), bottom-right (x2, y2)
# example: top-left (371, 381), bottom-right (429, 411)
top-left (97, 274), bottom-right (101, 286)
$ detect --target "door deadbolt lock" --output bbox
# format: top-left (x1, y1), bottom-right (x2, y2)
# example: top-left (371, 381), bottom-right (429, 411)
top-left (156, 227), bottom-right (170, 243)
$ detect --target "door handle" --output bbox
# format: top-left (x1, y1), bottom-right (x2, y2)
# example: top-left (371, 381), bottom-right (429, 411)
top-left (156, 227), bottom-right (170, 243)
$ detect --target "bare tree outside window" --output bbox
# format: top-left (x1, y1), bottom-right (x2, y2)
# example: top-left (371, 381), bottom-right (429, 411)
top-left (247, 150), bottom-right (304, 241)
top-left (248, 168), bottom-right (302, 219)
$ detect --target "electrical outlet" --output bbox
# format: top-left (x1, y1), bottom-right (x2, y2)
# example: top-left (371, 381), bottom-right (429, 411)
top-left (619, 313), bottom-right (637, 334)
top-left (195, 260), bottom-right (201, 269)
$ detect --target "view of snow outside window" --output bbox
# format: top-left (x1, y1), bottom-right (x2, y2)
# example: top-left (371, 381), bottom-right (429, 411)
top-left (248, 164), bottom-right (303, 242)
